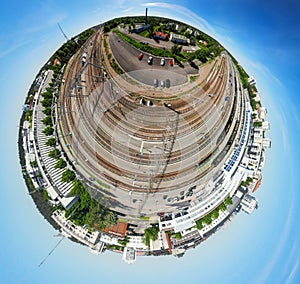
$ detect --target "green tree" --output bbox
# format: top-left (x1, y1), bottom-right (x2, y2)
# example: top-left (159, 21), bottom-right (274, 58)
top-left (55, 158), bottom-right (67, 169)
top-left (41, 98), bottom-right (52, 108)
top-left (144, 224), bottom-right (159, 246)
top-left (86, 204), bottom-right (118, 230)
top-left (253, 121), bottom-right (262, 127)
top-left (118, 236), bottom-right (130, 246)
top-left (30, 160), bottom-right (38, 167)
top-left (186, 51), bottom-right (196, 62)
top-left (195, 47), bottom-right (210, 62)
top-left (43, 126), bottom-right (54, 136)
top-left (61, 169), bottom-right (76, 183)
top-left (225, 196), bottom-right (232, 206)
top-left (202, 214), bottom-right (212, 225)
top-left (48, 149), bottom-right (61, 159)
top-left (42, 91), bottom-right (53, 100)
top-left (174, 232), bottom-right (182, 239)
top-left (211, 209), bottom-right (219, 219)
top-left (43, 107), bottom-right (52, 116)
top-left (171, 43), bottom-right (181, 55)
top-left (42, 116), bottom-right (52, 126)
top-left (46, 137), bottom-right (56, 147)
top-left (196, 219), bottom-right (203, 230)
top-left (219, 203), bottom-right (227, 212)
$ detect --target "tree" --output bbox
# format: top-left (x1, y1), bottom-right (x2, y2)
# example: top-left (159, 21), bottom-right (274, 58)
top-left (253, 121), bottom-right (262, 127)
top-left (86, 204), bottom-right (118, 230)
top-left (43, 107), bottom-right (52, 116)
top-left (61, 169), bottom-right (76, 183)
top-left (43, 126), bottom-right (54, 136)
top-left (46, 137), bottom-right (56, 147)
top-left (171, 43), bottom-right (181, 55)
top-left (211, 209), bottom-right (219, 219)
top-left (174, 232), bottom-right (182, 239)
top-left (202, 214), bottom-right (212, 225)
top-left (41, 98), bottom-right (52, 108)
top-left (144, 224), bottom-right (159, 246)
top-left (225, 196), bottom-right (232, 206)
top-left (219, 203), bottom-right (227, 212)
top-left (195, 47), bottom-right (210, 62)
top-left (55, 158), bottom-right (67, 169)
top-left (118, 236), bottom-right (130, 246)
top-left (42, 91), bottom-right (53, 100)
top-left (70, 179), bottom-right (85, 196)
top-left (48, 149), bottom-right (61, 159)
top-left (30, 160), bottom-right (38, 167)
top-left (185, 52), bottom-right (196, 63)
top-left (196, 219), bottom-right (203, 230)
top-left (42, 116), bottom-right (52, 126)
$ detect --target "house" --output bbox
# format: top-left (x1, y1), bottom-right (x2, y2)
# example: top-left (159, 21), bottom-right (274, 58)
top-left (153, 31), bottom-right (169, 41)
top-left (53, 58), bottom-right (61, 66)
top-left (102, 222), bottom-right (127, 238)
top-left (134, 24), bottom-right (150, 34)
top-left (170, 33), bottom-right (188, 45)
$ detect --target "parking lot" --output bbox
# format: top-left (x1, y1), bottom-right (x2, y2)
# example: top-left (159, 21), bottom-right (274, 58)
top-left (109, 32), bottom-right (199, 87)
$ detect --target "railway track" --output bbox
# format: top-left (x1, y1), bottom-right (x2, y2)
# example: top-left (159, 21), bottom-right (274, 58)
top-left (58, 28), bottom-right (241, 199)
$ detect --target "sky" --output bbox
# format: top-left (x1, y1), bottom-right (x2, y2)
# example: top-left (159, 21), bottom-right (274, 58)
top-left (0, 0), bottom-right (300, 283)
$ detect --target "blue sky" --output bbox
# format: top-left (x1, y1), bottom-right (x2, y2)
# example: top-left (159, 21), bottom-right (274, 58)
top-left (0, 1), bottom-right (300, 283)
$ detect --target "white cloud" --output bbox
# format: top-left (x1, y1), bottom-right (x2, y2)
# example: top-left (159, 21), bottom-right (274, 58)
top-left (247, 60), bottom-right (282, 87)
top-left (255, 196), bottom-right (295, 283)
top-left (0, 39), bottom-right (31, 59)
top-left (144, 2), bottom-right (216, 35)
top-left (285, 258), bottom-right (299, 284)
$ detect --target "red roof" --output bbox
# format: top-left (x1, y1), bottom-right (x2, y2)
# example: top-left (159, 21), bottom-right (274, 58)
top-left (102, 222), bottom-right (127, 238)
top-left (253, 178), bottom-right (262, 192)
top-left (53, 58), bottom-right (61, 66)
top-left (154, 31), bottom-right (168, 39)
top-left (165, 232), bottom-right (172, 253)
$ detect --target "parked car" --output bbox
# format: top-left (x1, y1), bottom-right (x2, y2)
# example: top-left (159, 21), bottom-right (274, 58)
top-left (138, 52), bottom-right (144, 60)
top-left (153, 79), bottom-right (158, 88)
top-left (160, 80), bottom-right (165, 88)
top-left (165, 79), bottom-right (170, 88)
top-left (169, 58), bottom-right (173, 66)
top-left (147, 56), bottom-right (153, 64)
top-left (160, 58), bottom-right (165, 66)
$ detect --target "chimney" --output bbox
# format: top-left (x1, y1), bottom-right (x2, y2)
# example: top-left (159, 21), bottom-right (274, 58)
top-left (145, 8), bottom-right (148, 25)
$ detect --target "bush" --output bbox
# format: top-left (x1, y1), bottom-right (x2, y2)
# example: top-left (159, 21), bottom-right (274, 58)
top-left (43, 107), bottom-right (52, 116)
top-left (48, 149), bottom-right (61, 159)
top-left (144, 224), bottom-right (159, 246)
top-left (224, 196), bottom-right (232, 205)
top-left (41, 98), bottom-right (52, 108)
top-left (196, 219), bottom-right (203, 230)
top-left (174, 232), bottom-right (182, 239)
top-left (43, 126), bottom-right (54, 136)
top-left (55, 158), bottom-right (67, 169)
top-left (46, 138), bottom-right (56, 147)
top-left (253, 121), bottom-right (262, 127)
top-left (42, 116), bottom-right (52, 126)
top-left (61, 169), bottom-right (76, 183)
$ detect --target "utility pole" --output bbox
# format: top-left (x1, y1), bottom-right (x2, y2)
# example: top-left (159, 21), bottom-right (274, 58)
top-left (58, 23), bottom-right (69, 41)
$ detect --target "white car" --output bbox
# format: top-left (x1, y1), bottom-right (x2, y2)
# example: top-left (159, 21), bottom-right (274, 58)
top-left (147, 56), bottom-right (153, 64)
top-left (160, 58), bottom-right (165, 66)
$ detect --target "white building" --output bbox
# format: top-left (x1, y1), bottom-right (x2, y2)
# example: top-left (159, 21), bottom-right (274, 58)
top-left (262, 138), bottom-right (271, 149)
top-left (259, 107), bottom-right (267, 120)
top-left (248, 76), bottom-right (256, 86)
top-left (241, 194), bottom-right (257, 214)
top-left (262, 121), bottom-right (270, 131)
top-left (123, 247), bottom-right (136, 264)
